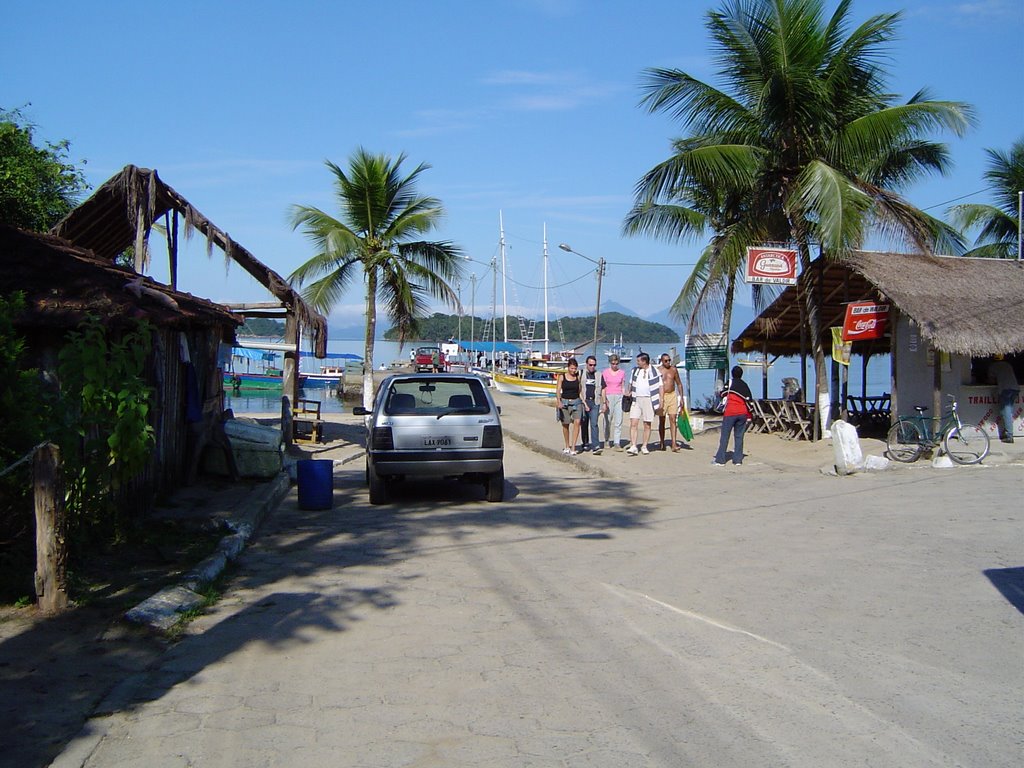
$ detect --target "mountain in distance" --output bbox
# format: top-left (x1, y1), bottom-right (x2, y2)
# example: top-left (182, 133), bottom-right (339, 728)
top-left (643, 302), bottom-right (759, 338)
top-left (326, 300), bottom-right (761, 344)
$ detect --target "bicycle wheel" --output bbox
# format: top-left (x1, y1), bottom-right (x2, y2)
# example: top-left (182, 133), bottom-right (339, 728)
top-left (944, 424), bottom-right (990, 465)
top-left (887, 420), bottom-right (924, 462)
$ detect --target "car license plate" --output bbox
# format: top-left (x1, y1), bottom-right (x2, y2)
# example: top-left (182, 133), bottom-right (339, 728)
top-left (424, 436), bottom-right (452, 447)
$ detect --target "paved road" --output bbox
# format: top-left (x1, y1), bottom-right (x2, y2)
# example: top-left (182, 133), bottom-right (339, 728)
top-left (56, 426), bottom-right (1023, 767)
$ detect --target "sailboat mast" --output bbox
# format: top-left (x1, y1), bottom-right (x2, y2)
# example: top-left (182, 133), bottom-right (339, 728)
top-left (543, 224), bottom-right (549, 356)
top-left (499, 211), bottom-right (508, 342)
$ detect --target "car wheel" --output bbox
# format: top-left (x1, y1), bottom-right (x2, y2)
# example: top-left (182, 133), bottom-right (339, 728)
top-left (485, 465), bottom-right (504, 502)
top-left (368, 462), bottom-right (389, 505)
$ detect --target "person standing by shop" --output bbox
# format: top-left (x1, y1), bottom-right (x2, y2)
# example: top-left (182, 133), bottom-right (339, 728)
top-left (626, 353), bottom-right (660, 456)
top-left (580, 355), bottom-right (603, 454)
top-left (989, 357), bottom-right (1019, 443)
top-left (555, 357), bottom-right (585, 455)
top-left (713, 365), bottom-right (754, 466)
top-left (601, 355), bottom-right (626, 451)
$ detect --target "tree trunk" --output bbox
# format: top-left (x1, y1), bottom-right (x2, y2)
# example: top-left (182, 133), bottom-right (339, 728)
top-left (717, 274), bottom-right (737, 390)
top-left (34, 443), bottom-right (69, 613)
top-left (795, 239), bottom-right (829, 440)
top-left (363, 271), bottom-right (377, 410)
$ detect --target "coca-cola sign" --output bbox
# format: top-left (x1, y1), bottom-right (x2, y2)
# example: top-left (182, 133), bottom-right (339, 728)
top-left (841, 302), bottom-right (890, 341)
top-left (745, 247), bottom-right (798, 284)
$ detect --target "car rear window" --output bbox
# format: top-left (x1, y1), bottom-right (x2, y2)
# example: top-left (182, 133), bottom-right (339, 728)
top-left (384, 379), bottom-right (490, 415)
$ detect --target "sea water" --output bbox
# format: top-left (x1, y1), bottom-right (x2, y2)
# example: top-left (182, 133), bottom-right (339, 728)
top-left (226, 336), bottom-right (891, 414)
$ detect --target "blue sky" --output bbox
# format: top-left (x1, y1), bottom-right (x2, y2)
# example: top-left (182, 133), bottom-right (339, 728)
top-left (3, 0), bottom-right (1021, 331)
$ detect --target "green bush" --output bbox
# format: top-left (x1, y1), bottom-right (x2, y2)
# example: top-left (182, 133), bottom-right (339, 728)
top-left (0, 292), bottom-right (51, 601)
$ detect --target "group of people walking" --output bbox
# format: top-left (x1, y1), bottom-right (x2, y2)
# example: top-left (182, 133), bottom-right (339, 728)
top-left (554, 354), bottom-right (754, 465)
top-left (552, 352), bottom-right (679, 456)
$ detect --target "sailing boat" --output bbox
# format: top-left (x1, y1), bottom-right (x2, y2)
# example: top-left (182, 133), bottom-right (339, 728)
top-left (605, 333), bottom-right (633, 363)
top-left (491, 222), bottom-right (565, 396)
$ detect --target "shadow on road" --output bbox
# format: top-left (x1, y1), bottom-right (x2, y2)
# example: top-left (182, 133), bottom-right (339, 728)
top-left (2, 459), bottom-right (652, 766)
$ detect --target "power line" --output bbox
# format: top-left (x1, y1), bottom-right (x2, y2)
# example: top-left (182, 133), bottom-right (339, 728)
top-left (920, 186), bottom-right (994, 212)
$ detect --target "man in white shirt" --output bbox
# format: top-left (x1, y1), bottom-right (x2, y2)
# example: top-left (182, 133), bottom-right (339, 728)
top-left (626, 353), bottom-right (660, 455)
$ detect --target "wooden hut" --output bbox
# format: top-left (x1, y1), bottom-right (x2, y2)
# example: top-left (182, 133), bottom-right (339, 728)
top-left (0, 225), bottom-right (241, 512)
top-left (50, 165), bottom-right (328, 403)
top-left (733, 251), bottom-right (1024, 438)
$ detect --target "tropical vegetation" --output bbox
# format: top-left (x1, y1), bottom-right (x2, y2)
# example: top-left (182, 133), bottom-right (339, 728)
top-left (950, 137), bottom-right (1024, 259)
top-left (237, 317), bottom-right (285, 337)
top-left (383, 311), bottom-right (679, 344)
top-left (288, 149), bottom-right (463, 407)
top-left (0, 107), bottom-right (89, 231)
top-left (628, 0), bottom-right (973, 430)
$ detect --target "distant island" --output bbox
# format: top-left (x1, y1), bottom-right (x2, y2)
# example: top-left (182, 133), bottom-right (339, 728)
top-left (237, 318), bottom-right (285, 336)
top-left (384, 311), bottom-right (680, 343)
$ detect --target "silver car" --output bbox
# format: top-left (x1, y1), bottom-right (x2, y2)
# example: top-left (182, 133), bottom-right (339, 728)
top-left (353, 373), bottom-right (505, 504)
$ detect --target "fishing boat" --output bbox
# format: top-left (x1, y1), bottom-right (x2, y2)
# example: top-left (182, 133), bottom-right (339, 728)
top-left (605, 334), bottom-right (633, 363)
top-left (224, 347), bottom-right (284, 390)
top-left (300, 365), bottom-right (345, 389)
top-left (492, 364), bottom-right (562, 396)
top-left (300, 353), bottom-right (363, 389)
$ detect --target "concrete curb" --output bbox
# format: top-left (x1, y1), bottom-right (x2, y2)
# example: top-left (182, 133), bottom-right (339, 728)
top-left (502, 427), bottom-right (612, 479)
top-left (124, 472), bottom-right (290, 633)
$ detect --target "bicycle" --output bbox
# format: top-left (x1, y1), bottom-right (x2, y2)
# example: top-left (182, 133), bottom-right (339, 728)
top-left (886, 395), bottom-right (990, 465)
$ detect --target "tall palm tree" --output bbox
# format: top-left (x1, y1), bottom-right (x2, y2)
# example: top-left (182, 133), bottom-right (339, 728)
top-left (635, 0), bottom-right (972, 433)
top-left (950, 137), bottom-right (1024, 259)
top-left (289, 149), bottom-right (463, 407)
top-left (624, 136), bottom-right (778, 388)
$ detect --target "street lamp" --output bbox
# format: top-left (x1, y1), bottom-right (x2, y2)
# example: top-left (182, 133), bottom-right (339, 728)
top-left (558, 243), bottom-right (605, 360)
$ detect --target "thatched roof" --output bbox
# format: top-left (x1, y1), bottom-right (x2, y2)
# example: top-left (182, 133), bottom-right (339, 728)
top-left (0, 225), bottom-right (239, 332)
top-left (733, 251), bottom-right (1024, 357)
top-left (50, 165), bottom-right (327, 356)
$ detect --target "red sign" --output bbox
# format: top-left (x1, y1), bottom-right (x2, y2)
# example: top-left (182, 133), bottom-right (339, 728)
top-left (842, 302), bottom-right (889, 341)
top-left (745, 247), bottom-right (798, 285)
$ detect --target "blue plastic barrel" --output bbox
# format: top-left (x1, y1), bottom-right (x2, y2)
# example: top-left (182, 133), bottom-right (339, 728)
top-left (297, 459), bottom-right (333, 510)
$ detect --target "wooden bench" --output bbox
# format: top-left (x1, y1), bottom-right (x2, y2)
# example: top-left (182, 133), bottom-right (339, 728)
top-left (758, 399), bottom-right (789, 434)
top-left (292, 398), bottom-right (323, 443)
top-left (781, 400), bottom-right (815, 440)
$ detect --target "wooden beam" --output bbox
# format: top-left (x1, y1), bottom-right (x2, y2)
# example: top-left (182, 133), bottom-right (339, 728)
top-left (222, 302), bottom-right (288, 310)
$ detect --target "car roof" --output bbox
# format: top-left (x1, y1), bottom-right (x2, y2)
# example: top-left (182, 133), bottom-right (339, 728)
top-left (388, 373), bottom-right (480, 382)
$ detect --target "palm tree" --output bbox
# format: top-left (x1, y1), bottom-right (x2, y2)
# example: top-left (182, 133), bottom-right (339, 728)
top-left (635, 0), bottom-right (972, 434)
top-left (950, 137), bottom-right (1024, 258)
top-left (624, 136), bottom-right (778, 389)
top-left (289, 149), bottom-right (463, 407)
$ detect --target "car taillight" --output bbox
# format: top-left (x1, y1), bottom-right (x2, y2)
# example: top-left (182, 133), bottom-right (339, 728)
top-left (482, 425), bottom-right (503, 448)
top-left (371, 427), bottom-right (394, 450)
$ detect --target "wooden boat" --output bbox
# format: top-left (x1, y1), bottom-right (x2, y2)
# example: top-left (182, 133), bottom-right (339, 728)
top-left (300, 365), bottom-right (344, 389)
top-left (225, 346), bottom-right (285, 390)
top-left (224, 369), bottom-right (284, 390)
top-left (492, 364), bottom-right (562, 396)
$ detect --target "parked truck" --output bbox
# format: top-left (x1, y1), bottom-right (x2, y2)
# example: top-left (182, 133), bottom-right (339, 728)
top-left (414, 345), bottom-right (445, 372)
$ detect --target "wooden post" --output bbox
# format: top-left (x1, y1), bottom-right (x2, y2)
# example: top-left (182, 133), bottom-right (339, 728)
top-left (34, 443), bottom-right (68, 613)
top-left (281, 395), bottom-right (293, 447)
top-left (283, 313), bottom-right (299, 405)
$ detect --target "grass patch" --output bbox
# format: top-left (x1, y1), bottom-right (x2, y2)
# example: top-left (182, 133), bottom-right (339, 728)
top-left (164, 565), bottom-right (236, 641)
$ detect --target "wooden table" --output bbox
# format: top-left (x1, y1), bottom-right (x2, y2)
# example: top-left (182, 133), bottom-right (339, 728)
top-left (846, 393), bottom-right (891, 431)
